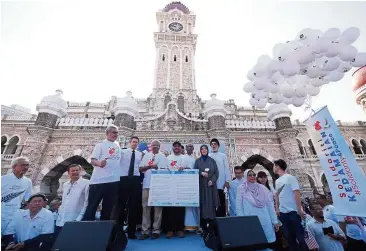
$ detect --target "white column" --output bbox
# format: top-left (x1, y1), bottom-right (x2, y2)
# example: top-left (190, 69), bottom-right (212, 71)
top-left (167, 47), bottom-right (171, 89)
top-left (191, 48), bottom-right (196, 90)
top-left (153, 47), bottom-right (159, 89)
top-left (180, 48), bottom-right (183, 90)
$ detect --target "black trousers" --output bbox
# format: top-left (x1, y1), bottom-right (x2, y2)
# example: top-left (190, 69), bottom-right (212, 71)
top-left (216, 189), bottom-right (226, 217)
top-left (82, 181), bottom-right (119, 221)
top-left (164, 207), bottom-right (185, 232)
top-left (346, 236), bottom-right (366, 251)
top-left (118, 176), bottom-right (141, 235)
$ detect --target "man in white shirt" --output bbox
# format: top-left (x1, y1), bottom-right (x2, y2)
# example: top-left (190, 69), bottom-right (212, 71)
top-left (274, 159), bottom-right (308, 251)
top-left (1, 157), bottom-right (32, 235)
top-left (306, 200), bottom-right (346, 251)
top-left (82, 125), bottom-right (121, 221)
top-left (118, 136), bottom-right (142, 239)
top-left (55, 164), bottom-right (89, 236)
top-left (208, 138), bottom-right (230, 217)
top-left (165, 141), bottom-right (190, 238)
top-left (316, 194), bottom-right (339, 223)
top-left (228, 166), bottom-right (244, 216)
top-left (138, 140), bottom-right (168, 240)
top-left (3, 193), bottom-right (54, 251)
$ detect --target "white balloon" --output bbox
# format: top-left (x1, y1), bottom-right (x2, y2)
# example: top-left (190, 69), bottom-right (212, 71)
top-left (275, 94), bottom-right (284, 104)
top-left (339, 45), bottom-right (358, 61)
top-left (243, 82), bottom-right (255, 93)
top-left (292, 97), bottom-right (306, 107)
top-left (322, 57), bottom-right (340, 71)
top-left (253, 63), bottom-right (269, 78)
top-left (351, 52), bottom-right (366, 67)
top-left (283, 97), bottom-right (292, 105)
top-left (336, 60), bottom-right (352, 73)
top-left (312, 37), bottom-right (330, 54)
top-left (269, 82), bottom-right (280, 93)
top-left (281, 83), bottom-right (295, 98)
top-left (253, 78), bottom-right (268, 90)
top-left (271, 71), bottom-right (283, 82)
top-left (281, 59), bottom-right (300, 77)
top-left (256, 99), bottom-right (267, 108)
top-left (297, 28), bottom-right (314, 41)
top-left (294, 86), bottom-right (307, 98)
top-left (294, 46), bottom-right (315, 64)
top-left (307, 65), bottom-right (325, 78)
top-left (325, 70), bottom-right (345, 82)
top-left (267, 60), bottom-right (280, 74)
top-left (323, 28), bottom-right (341, 39)
top-left (257, 55), bottom-right (272, 65)
top-left (285, 75), bottom-right (298, 86)
top-left (324, 42), bottom-right (344, 57)
top-left (273, 43), bottom-right (286, 59)
top-left (268, 93), bottom-right (279, 104)
top-left (306, 86), bottom-right (320, 96)
top-left (257, 90), bottom-right (269, 99)
top-left (311, 76), bottom-right (329, 87)
top-left (249, 98), bottom-right (258, 106)
top-left (247, 69), bottom-right (257, 81)
top-left (339, 27), bottom-right (360, 45)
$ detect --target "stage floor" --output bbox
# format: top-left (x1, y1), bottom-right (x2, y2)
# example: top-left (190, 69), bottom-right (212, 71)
top-left (126, 233), bottom-right (212, 251)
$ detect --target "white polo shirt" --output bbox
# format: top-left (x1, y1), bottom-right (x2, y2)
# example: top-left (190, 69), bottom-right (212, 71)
top-left (139, 152), bottom-right (168, 189)
top-left (56, 178), bottom-right (89, 227)
top-left (275, 173), bottom-right (300, 213)
top-left (3, 208), bottom-right (54, 243)
top-left (90, 139), bottom-right (121, 184)
top-left (1, 173), bottom-right (32, 233)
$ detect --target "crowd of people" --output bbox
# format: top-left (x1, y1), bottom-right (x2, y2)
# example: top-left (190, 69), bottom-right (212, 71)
top-left (1, 124), bottom-right (366, 251)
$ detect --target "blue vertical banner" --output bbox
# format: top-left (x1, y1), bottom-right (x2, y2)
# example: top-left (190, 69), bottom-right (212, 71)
top-left (305, 106), bottom-right (366, 217)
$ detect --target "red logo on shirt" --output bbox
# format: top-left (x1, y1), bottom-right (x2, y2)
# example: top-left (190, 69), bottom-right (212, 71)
top-left (109, 147), bottom-right (116, 155)
top-left (170, 160), bottom-right (177, 167)
top-left (148, 159), bottom-right (154, 166)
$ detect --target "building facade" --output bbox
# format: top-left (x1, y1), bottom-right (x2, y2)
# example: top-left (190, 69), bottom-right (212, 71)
top-left (2, 2), bottom-right (366, 199)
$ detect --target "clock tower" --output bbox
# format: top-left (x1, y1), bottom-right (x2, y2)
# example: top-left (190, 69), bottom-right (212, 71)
top-left (150, 2), bottom-right (200, 115)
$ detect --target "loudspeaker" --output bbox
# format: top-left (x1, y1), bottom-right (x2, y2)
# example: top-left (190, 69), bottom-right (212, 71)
top-left (203, 216), bottom-right (269, 251)
top-left (52, 221), bottom-right (127, 251)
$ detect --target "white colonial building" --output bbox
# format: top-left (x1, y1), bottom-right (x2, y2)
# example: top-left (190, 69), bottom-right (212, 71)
top-left (2, 2), bottom-right (366, 200)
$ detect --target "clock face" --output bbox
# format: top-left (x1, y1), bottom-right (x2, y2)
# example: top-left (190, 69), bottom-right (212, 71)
top-left (169, 22), bottom-right (183, 32)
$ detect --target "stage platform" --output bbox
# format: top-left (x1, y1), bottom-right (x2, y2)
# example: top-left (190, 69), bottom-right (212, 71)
top-left (126, 233), bottom-right (211, 251)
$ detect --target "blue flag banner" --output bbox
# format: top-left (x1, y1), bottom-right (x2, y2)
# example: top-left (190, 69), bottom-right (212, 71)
top-left (304, 106), bottom-right (366, 217)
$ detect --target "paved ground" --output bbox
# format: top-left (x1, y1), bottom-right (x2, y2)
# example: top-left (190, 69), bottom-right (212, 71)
top-left (126, 233), bottom-right (211, 251)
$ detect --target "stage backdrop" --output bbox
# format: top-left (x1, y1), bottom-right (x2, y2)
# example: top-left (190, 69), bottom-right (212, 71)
top-left (304, 106), bottom-right (366, 217)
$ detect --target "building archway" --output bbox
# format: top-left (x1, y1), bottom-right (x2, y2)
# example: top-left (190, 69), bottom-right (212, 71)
top-left (321, 174), bottom-right (330, 196)
top-left (296, 138), bottom-right (307, 156)
top-left (360, 139), bottom-right (366, 154)
top-left (241, 154), bottom-right (276, 183)
top-left (40, 155), bottom-right (93, 200)
top-left (306, 174), bottom-right (318, 195)
top-left (308, 139), bottom-right (317, 155)
top-left (1, 136), bottom-right (7, 154)
top-left (351, 139), bottom-right (362, 154)
top-left (4, 136), bottom-right (19, 154)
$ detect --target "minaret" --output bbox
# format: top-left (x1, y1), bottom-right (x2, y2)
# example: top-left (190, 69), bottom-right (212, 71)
top-left (267, 104), bottom-right (314, 198)
top-left (23, 90), bottom-right (68, 188)
top-left (352, 65), bottom-right (366, 114)
top-left (151, 2), bottom-right (199, 114)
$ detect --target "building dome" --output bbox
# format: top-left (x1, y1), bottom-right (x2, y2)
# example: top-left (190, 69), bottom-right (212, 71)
top-left (163, 2), bottom-right (190, 14)
top-left (352, 65), bottom-right (366, 92)
top-left (36, 90), bottom-right (68, 117)
top-left (111, 91), bottom-right (138, 117)
top-left (267, 103), bottom-right (292, 121)
top-left (204, 93), bottom-right (227, 118)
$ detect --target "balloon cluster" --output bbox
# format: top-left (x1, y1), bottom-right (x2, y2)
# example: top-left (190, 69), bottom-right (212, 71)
top-left (243, 27), bottom-right (366, 109)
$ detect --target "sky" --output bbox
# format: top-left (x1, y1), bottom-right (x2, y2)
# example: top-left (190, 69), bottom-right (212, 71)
top-left (1, 0), bottom-right (366, 122)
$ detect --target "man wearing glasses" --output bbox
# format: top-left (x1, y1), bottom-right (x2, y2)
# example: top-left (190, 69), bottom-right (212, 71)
top-left (82, 125), bottom-right (121, 221)
top-left (55, 164), bottom-right (89, 236)
top-left (208, 138), bottom-right (230, 217)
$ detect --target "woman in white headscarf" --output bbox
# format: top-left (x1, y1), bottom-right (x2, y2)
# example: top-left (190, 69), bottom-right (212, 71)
top-left (236, 169), bottom-right (280, 251)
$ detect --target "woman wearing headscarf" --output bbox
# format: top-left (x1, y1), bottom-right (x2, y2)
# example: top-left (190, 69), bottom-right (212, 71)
top-left (236, 169), bottom-right (280, 251)
top-left (194, 145), bottom-right (219, 233)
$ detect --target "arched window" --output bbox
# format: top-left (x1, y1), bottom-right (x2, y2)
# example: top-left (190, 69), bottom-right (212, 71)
top-left (178, 96), bottom-right (184, 112)
top-left (296, 139), bottom-right (306, 156)
top-left (352, 139), bottom-right (362, 155)
top-left (360, 139), bottom-right (366, 154)
top-left (174, 55), bottom-right (177, 62)
top-left (164, 95), bottom-right (172, 109)
top-left (308, 139), bottom-right (317, 155)
top-left (1, 136), bottom-right (7, 154)
top-left (162, 54), bottom-right (165, 61)
top-left (5, 136), bottom-right (19, 154)
top-left (185, 56), bottom-right (188, 62)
